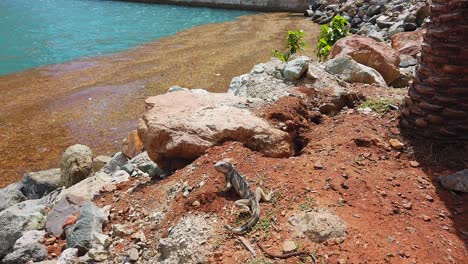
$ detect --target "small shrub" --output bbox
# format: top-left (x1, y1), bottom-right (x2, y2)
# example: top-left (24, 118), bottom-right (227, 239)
top-left (359, 97), bottom-right (400, 114)
top-left (316, 15), bottom-right (349, 61)
top-left (273, 30), bottom-right (309, 62)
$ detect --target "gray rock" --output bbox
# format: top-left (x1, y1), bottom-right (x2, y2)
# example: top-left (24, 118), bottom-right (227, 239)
top-left (167, 86), bottom-right (189, 93)
top-left (324, 55), bottom-right (387, 86)
top-left (283, 56), bottom-right (310, 81)
top-left (388, 21), bottom-right (405, 37)
top-left (66, 202), bottom-right (107, 254)
top-left (61, 144), bottom-right (93, 188)
top-left (92, 156), bottom-right (112, 172)
top-left (123, 152), bottom-right (164, 178)
top-left (57, 248), bottom-right (78, 264)
top-left (0, 200), bottom-right (47, 258)
top-left (21, 168), bottom-right (62, 199)
top-left (0, 182), bottom-right (25, 212)
top-left (157, 214), bottom-right (216, 264)
top-left (2, 242), bottom-right (47, 264)
top-left (88, 248), bottom-right (108, 262)
top-left (289, 209), bottom-right (346, 243)
top-left (390, 66), bottom-right (415, 88)
top-left (128, 247), bottom-right (139, 262)
top-left (46, 194), bottom-right (88, 236)
top-left (99, 152), bottom-right (128, 175)
top-left (367, 30), bottom-right (385, 42)
top-left (13, 230), bottom-right (45, 248)
top-left (415, 4), bottom-right (430, 26)
top-left (440, 169), bottom-right (468, 193)
top-left (399, 54), bottom-right (418, 68)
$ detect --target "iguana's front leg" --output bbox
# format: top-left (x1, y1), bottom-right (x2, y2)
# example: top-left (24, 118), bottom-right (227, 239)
top-left (223, 181), bottom-right (232, 192)
top-left (255, 187), bottom-right (274, 203)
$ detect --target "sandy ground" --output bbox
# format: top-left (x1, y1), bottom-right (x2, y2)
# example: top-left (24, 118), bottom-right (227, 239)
top-left (0, 13), bottom-right (320, 187)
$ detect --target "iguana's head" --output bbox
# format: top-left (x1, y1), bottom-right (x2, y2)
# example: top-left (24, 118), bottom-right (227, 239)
top-left (214, 160), bottom-right (234, 174)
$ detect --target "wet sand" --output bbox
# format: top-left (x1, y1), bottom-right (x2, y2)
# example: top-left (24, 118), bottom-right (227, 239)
top-left (0, 13), bottom-right (320, 187)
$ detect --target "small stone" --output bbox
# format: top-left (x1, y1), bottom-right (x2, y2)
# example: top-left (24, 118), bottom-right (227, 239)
top-left (425, 195), bottom-right (434, 202)
top-left (131, 231), bottom-right (147, 243)
top-left (88, 248), bottom-right (108, 262)
top-left (389, 139), bottom-right (405, 150)
top-left (422, 215), bottom-right (431, 222)
top-left (409, 161), bottom-right (420, 168)
top-left (112, 224), bottom-right (130, 237)
top-left (44, 237), bottom-right (56, 245)
top-left (314, 161), bottom-right (324, 170)
top-left (402, 202), bottom-right (412, 210)
top-left (128, 247), bottom-right (139, 262)
top-left (353, 214), bottom-right (361, 218)
top-left (406, 226), bottom-right (416, 233)
top-left (441, 225), bottom-right (449, 230)
top-left (341, 182), bottom-right (349, 189)
top-left (192, 200), bottom-right (201, 207)
top-left (183, 190), bottom-right (190, 197)
top-left (282, 240), bottom-right (297, 253)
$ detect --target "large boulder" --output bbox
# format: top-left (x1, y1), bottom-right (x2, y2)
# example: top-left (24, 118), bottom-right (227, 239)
top-left (61, 144), bottom-right (93, 188)
top-left (391, 30), bottom-right (425, 57)
top-left (0, 200), bottom-right (47, 259)
top-left (2, 230), bottom-right (47, 264)
top-left (21, 168), bottom-right (63, 199)
top-left (0, 182), bottom-right (25, 212)
top-left (324, 55), bottom-right (387, 86)
top-left (283, 56), bottom-right (310, 81)
top-left (46, 194), bottom-right (88, 236)
top-left (138, 91), bottom-right (292, 171)
top-left (66, 202), bottom-right (107, 254)
top-left (329, 35), bottom-right (400, 84)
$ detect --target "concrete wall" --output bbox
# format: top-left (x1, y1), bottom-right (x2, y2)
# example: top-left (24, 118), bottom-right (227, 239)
top-left (127, 0), bottom-right (309, 12)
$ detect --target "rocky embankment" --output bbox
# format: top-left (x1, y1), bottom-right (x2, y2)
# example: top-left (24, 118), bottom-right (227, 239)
top-left (0, 7), bottom-right (467, 264)
top-left (306, 0), bottom-right (430, 42)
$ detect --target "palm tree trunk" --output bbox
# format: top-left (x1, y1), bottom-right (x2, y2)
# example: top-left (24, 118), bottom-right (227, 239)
top-left (400, 0), bottom-right (468, 140)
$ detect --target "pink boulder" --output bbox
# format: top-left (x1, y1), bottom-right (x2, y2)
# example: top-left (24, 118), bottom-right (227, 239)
top-left (391, 29), bottom-right (426, 58)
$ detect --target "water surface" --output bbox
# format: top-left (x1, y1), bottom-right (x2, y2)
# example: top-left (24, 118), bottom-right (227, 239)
top-left (0, 0), bottom-right (254, 75)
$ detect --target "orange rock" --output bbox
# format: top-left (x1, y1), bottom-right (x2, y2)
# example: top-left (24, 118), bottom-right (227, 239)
top-left (62, 212), bottom-right (79, 230)
top-left (122, 130), bottom-right (144, 159)
top-left (391, 30), bottom-right (426, 57)
top-left (329, 35), bottom-right (400, 84)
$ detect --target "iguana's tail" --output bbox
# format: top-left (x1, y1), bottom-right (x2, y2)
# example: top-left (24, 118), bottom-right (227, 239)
top-left (224, 198), bottom-right (260, 234)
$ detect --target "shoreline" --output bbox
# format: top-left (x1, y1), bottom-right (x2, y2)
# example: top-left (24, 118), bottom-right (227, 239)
top-left (0, 12), bottom-right (320, 188)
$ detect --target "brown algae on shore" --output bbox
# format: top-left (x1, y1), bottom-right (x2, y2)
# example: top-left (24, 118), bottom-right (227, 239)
top-left (0, 13), bottom-right (320, 187)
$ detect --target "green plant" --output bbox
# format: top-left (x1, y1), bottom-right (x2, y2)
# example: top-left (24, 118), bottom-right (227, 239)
top-left (253, 209), bottom-right (276, 233)
top-left (359, 97), bottom-right (400, 114)
top-left (300, 196), bottom-right (315, 211)
top-left (272, 30), bottom-right (309, 62)
top-left (316, 15), bottom-right (349, 61)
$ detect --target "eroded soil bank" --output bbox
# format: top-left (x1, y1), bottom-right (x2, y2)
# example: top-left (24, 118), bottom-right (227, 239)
top-left (0, 13), bottom-right (320, 188)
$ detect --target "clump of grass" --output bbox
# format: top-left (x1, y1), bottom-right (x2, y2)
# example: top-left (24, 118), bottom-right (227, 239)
top-left (253, 209), bottom-right (276, 233)
top-left (359, 97), bottom-right (400, 114)
top-left (300, 196), bottom-right (315, 211)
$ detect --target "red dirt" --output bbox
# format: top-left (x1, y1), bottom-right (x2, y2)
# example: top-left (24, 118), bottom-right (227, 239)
top-left (91, 86), bottom-right (466, 263)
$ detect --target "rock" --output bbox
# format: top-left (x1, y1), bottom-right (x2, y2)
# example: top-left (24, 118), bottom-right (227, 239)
top-left (306, 62), bottom-right (347, 93)
top-left (93, 233), bottom-right (111, 249)
top-left (0, 182), bottom-right (25, 212)
top-left (282, 240), bottom-right (297, 253)
top-left (92, 155), bottom-right (112, 172)
top-left (329, 35), bottom-right (400, 84)
top-left (128, 247), bottom-right (139, 262)
top-left (88, 248), bottom-right (108, 262)
top-left (21, 168), bottom-right (62, 199)
top-left (46, 194), bottom-right (87, 236)
top-left (122, 130), bottom-right (144, 159)
top-left (0, 200), bottom-right (47, 259)
top-left (289, 209), bottom-right (346, 243)
top-left (61, 144), bottom-right (93, 188)
top-left (390, 66), bottom-right (415, 88)
top-left (283, 56), bottom-right (310, 81)
top-left (228, 59), bottom-right (290, 101)
top-left (439, 170), bottom-right (468, 193)
top-left (192, 200), bottom-right (201, 207)
top-left (57, 248), bottom-right (78, 264)
top-left (111, 224), bottom-right (130, 238)
top-left (415, 4), bottom-right (430, 26)
top-left (2, 231), bottom-right (47, 263)
top-left (324, 55), bottom-right (387, 86)
top-left (389, 139), bottom-right (405, 150)
top-left (399, 55), bottom-right (417, 68)
top-left (409, 161), bottom-right (420, 168)
top-left (138, 91), bottom-right (292, 171)
top-left (404, 22), bottom-right (417, 31)
top-left (99, 152), bottom-right (128, 175)
top-left (388, 21), bottom-right (405, 37)
top-left (66, 202), bottom-right (107, 254)
top-left (123, 151), bottom-right (164, 178)
top-left (167, 86), bottom-right (189, 93)
top-left (158, 214), bottom-right (215, 264)
top-left (391, 30), bottom-right (425, 57)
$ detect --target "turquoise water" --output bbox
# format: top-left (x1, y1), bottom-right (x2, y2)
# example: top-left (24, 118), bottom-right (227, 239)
top-left (0, 0), bottom-right (254, 76)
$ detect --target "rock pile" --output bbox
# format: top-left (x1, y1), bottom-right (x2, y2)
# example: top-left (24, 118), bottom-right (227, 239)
top-left (306, 0), bottom-right (430, 41)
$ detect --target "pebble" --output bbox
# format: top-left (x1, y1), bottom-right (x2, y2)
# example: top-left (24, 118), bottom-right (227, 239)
top-left (402, 202), bottom-right (412, 210)
top-left (192, 200), bottom-right (201, 207)
top-left (389, 139), bottom-right (405, 150)
top-left (409, 161), bottom-right (420, 168)
top-left (341, 182), bottom-right (349, 189)
top-left (422, 215), bottom-right (431, 222)
top-left (314, 161), bottom-right (324, 170)
top-left (282, 240), bottom-right (297, 253)
top-left (425, 195), bottom-right (434, 202)
top-left (128, 247), bottom-right (139, 262)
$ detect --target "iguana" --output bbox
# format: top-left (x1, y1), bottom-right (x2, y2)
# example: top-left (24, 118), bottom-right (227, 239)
top-left (214, 160), bottom-right (273, 234)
